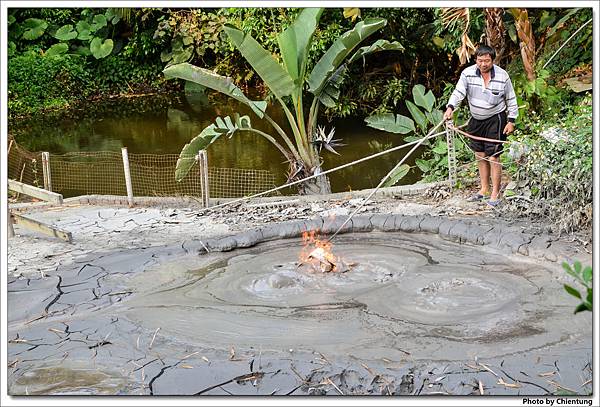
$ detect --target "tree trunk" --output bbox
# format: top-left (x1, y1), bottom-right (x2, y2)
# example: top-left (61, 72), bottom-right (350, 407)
top-left (297, 167), bottom-right (331, 195)
top-left (510, 8), bottom-right (536, 81)
top-left (484, 8), bottom-right (507, 64)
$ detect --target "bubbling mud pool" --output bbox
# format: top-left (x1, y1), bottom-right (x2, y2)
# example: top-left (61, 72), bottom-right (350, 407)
top-left (123, 232), bottom-right (586, 362)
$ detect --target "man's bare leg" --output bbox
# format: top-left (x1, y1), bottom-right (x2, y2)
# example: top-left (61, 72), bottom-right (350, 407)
top-left (476, 152), bottom-right (490, 196)
top-left (489, 156), bottom-right (502, 200)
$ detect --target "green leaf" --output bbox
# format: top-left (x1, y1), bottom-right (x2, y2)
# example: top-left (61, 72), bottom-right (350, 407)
top-left (586, 289), bottom-right (592, 305)
top-left (547, 8), bottom-right (580, 38)
top-left (412, 84), bottom-right (436, 112)
top-left (22, 18), bottom-right (48, 40)
top-left (365, 113), bottom-right (415, 134)
top-left (308, 18), bottom-right (387, 95)
top-left (425, 109), bottom-right (443, 127)
top-left (45, 42), bottom-right (69, 57)
top-left (574, 303), bottom-right (589, 314)
top-left (73, 45), bottom-right (92, 56)
top-left (163, 63), bottom-right (267, 119)
top-left (573, 261), bottom-right (582, 274)
top-left (171, 47), bottom-right (193, 64)
top-left (415, 158), bottom-right (431, 172)
top-left (382, 164), bottom-right (411, 187)
top-left (8, 15), bottom-right (16, 25)
top-left (105, 9), bottom-right (121, 24)
top-left (582, 266), bottom-right (592, 283)
top-left (91, 14), bottom-right (108, 31)
top-left (224, 24), bottom-right (295, 99)
top-left (347, 39), bottom-right (404, 64)
top-left (406, 100), bottom-right (428, 132)
top-left (432, 139), bottom-right (447, 154)
top-left (563, 284), bottom-right (581, 299)
top-left (277, 8), bottom-right (323, 82)
top-left (90, 37), bottom-right (113, 59)
top-left (176, 115), bottom-right (253, 181)
top-left (54, 24), bottom-right (77, 41)
top-left (76, 20), bottom-right (92, 33)
top-left (432, 36), bottom-right (445, 48)
top-left (160, 50), bottom-right (173, 62)
top-left (77, 29), bottom-right (92, 41)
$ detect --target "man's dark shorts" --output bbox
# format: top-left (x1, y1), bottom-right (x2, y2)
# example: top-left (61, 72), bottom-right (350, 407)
top-left (468, 112), bottom-right (508, 157)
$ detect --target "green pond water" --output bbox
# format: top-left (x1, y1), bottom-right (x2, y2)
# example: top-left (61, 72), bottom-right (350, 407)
top-left (11, 93), bottom-right (426, 195)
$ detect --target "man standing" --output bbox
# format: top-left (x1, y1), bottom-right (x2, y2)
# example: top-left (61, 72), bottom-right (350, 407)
top-left (443, 45), bottom-right (518, 206)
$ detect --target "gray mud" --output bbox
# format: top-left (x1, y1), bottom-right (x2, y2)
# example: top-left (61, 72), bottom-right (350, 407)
top-left (6, 198), bottom-right (593, 396)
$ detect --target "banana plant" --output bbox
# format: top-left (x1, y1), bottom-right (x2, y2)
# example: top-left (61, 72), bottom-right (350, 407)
top-left (164, 8), bottom-right (403, 194)
top-left (365, 84), bottom-right (445, 186)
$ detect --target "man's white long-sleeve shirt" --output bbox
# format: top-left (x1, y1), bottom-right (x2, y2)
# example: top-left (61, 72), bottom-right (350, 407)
top-left (447, 64), bottom-right (519, 122)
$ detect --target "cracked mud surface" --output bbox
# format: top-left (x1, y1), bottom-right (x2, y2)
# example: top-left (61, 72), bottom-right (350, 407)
top-left (6, 193), bottom-right (593, 396)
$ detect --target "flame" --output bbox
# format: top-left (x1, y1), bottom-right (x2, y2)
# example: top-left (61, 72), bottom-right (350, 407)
top-left (299, 230), bottom-right (340, 273)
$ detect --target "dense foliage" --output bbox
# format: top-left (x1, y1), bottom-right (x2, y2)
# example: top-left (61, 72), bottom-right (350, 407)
top-left (7, 7), bottom-right (593, 231)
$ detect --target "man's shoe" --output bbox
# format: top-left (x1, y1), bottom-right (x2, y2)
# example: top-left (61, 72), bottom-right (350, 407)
top-left (467, 193), bottom-right (489, 202)
top-left (487, 199), bottom-right (501, 207)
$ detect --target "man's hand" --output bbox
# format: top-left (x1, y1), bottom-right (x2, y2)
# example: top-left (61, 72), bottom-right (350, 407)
top-left (443, 107), bottom-right (454, 121)
top-left (503, 122), bottom-right (515, 135)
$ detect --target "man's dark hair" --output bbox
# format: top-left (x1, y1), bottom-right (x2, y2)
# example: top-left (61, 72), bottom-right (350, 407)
top-left (475, 45), bottom-right (496, 61)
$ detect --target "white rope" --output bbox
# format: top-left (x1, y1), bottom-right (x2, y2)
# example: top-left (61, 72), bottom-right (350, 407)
top-left (542, 18), bottom-right (592, 70)
top-left (201, 127), bottom-right (448, 212)
top-left (327, 119), bottom-right (446, 242)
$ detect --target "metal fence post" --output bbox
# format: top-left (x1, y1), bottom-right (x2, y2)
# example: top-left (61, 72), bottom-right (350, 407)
top-left (445, 121), bottom-right (457, 188)
top-left (121, 147), bottom-right (134, 208)
top-left (196, 150), bottom-right (210, 207)
top-left (41, 152), bottom-right (52, 191)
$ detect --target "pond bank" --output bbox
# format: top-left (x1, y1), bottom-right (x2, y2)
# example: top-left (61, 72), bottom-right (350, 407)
top-left (7, 184), bottom-right (593, 396)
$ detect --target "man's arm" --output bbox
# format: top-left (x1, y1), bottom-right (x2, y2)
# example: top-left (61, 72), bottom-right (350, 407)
top-left (444, 73), bottom-right (468, 120)
top-left (504, 77), bottom-right (519, 123)
top-left (503, 77), bottom-right (518, 134)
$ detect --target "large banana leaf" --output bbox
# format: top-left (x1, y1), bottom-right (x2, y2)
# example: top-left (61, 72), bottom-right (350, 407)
top-left (163, 63), bottom-right (267, 119)
top-left (277, 8), bottom-right (323, 82)
top-left (318, 65), bottom-right (346, 108)
top-left (308, 18), bottom-right (387, 95)
top-left (224, 25), bottom-right (295, 99)
top-left (348, 39), bottom-right (404, 64)
top-left (382, 164), bottom-right (411, 187)
top-left (175, 115), bottom-right (252, 181)
top-left (319, 39), bottom-right (403, 108)
top-left (406, 100), bottom-right (428, 133)
top-left (365, 113), bottom-right (415, 134)
top-left (412, 84), bottom-right (436, 112)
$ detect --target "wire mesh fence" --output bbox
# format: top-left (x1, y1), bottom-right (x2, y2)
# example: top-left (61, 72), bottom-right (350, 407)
top-left (7, 136), bottom-right (279, 200)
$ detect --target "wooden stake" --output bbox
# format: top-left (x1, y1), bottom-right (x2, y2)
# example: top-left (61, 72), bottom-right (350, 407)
top-left (7, 207), bottom-right (15, 238)
top-left (8, 180), bottom-right (63, 204)
top-left (11, 213), bottom-right (72, 243)
top-left (197, 150), bottom-right (210, 208)
top-left (41, 152), bottom-right (52, 192)
top-left (121, 147), bottom-right (134, 208)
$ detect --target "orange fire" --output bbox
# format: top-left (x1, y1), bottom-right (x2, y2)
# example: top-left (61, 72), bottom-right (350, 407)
top-left (299, 230), bottom-right (351, 273)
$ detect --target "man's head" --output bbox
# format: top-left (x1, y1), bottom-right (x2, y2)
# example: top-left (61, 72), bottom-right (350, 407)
top-left (475, 45), bottom-right (496, 73)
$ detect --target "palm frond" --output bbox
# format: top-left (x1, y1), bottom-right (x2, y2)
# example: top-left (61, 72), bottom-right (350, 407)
top-left (441, 7), bottom-right (475, 64)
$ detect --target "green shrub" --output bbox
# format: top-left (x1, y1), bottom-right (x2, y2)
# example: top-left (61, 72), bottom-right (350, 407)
top-left (8, 52), bottom-right (91, 117)
top-left (503, 94), bottom-right (592, 235)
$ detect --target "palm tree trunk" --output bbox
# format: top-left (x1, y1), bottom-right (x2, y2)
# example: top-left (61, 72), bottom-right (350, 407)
top-left (484, 8), bottom-right (506, 64)
top-left (510, 8), bottom-right (536, 81)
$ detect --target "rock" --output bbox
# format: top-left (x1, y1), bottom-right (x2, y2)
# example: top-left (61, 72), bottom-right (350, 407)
top-left (320, 207), bottom-right (349, 217)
